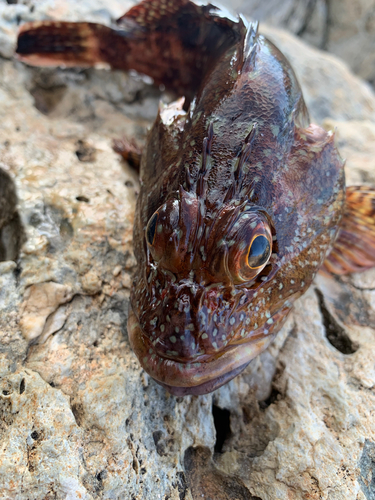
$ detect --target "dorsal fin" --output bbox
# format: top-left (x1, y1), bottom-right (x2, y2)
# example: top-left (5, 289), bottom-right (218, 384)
top-left (116, 0), bottom-right (190, 28)
top-left (242, 20), bottom-right (259, 71)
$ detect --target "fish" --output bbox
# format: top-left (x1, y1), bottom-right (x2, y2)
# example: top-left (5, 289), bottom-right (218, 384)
top-left (16, 0), bottom-right (375, 396)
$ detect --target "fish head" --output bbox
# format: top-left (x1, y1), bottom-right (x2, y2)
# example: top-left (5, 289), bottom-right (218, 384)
top-left (129, 123), bottom-right (345, 396)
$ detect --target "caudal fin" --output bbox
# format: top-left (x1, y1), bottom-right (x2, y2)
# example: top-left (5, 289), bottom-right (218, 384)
top-left (16, 0), bottom-right (246, 96)
top-left (16, 21), bottom-right (119, 68)
top-left (322, 186), bottom-right (375, 275)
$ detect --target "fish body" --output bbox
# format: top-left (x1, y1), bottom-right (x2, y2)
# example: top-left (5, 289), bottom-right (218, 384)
top-left (129, 21), bottom-right (345, 395)
top-left (15, 0), bottom-right (375, 395)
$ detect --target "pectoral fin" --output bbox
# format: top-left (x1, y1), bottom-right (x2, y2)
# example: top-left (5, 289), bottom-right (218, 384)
top-left (322, 186), bottom-right (375, 275)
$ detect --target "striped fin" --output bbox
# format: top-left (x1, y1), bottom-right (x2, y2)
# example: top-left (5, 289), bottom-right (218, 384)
top-left (16, 21), bottom-right (118, 69)
top-left (323, 186), bottom-right (375, 275)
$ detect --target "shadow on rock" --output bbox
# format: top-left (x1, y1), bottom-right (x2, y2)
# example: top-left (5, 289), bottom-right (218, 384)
top-left (0, 168), bottom-right (25, 262)
top-left (184, 446), bottom-right (261, 500)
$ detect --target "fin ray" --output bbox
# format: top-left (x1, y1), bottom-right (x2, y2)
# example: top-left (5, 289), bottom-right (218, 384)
top-left (322, 186), bottom-right (375, 275)
top-left (16, 0), bottom-right (246, 97)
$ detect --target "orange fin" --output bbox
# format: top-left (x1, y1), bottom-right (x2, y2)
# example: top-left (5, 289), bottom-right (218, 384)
top-left (16, 1), bottom-right (245, 96)
top-left (322, 186), bottom-right (375, 275)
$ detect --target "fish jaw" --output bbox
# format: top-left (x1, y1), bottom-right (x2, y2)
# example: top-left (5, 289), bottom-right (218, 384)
top-left (128, 306), bottom-right (282, 395)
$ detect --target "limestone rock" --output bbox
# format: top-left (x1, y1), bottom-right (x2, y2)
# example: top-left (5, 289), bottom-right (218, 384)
top-left (20, 282), bottom-right (73, 341)
top-left (0, 1), bottom-right (374, 499)
top-left (231, 0), bottom-right (375, 87)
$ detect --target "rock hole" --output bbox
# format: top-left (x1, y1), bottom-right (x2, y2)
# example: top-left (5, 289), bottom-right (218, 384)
top-left (93, 340), bottom-right (99, 347)
top-left (212, 405), bottom-right (231, 453)
top-left (71, 402), bottom-right (84, 427)
top-left (30, 430), bottom-right (39, 440)
top-left (315, 289), bottom-right (358, 354)
top-left (19, 378), bottom-right (25, 394)
top-left (0, 169), bottom-right (25, 262)
top-left (30, 85), bottom-right (67, 115)
top-left (96, 470), bottom-right (107, 482)
top-left (6, 0), bottom-right (18, 4)
top-left (76, 140), bottom-right (97, 162)
top-left (153, 430), bottom-right (166, 456)
top-left (259, 387), bottom-right (282, 410)
top-left (76, 196), bottom-right (90, 203)
top-left (174, 471), bottom-right (188, 500)
top-left (132, 457), bottom-right (139, 474)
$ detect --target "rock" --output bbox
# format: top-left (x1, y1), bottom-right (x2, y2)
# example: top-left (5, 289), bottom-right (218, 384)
top-left (231, 0), bottom-right (375, 88)
top-left (0, 368), bottom-right (88, 499)
top-left (0, 1), bottom-right (374, 499)
top-left (20, 282), bottom-right (73, 341)
top-left (259, 25), bottom-right (375, 124)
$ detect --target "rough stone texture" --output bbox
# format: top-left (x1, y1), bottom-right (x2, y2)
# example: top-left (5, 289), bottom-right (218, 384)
top-left (231, 0), bottom-right (375, 88)
top-left (0, 1), bottom-right (374, 499)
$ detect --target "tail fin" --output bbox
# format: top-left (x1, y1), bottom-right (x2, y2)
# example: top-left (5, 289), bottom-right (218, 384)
top-left (16, 21), bottom-right (118, 68)
top-left (16, 0), bottom-right (246, 96)
top-left (322, 186), bottom-right (375, 275)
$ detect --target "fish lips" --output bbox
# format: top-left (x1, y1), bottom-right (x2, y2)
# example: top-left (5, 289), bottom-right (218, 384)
top-left (127, 307), bottom-right (277, 395)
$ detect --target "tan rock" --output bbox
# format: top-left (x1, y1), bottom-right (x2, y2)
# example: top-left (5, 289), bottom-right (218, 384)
top-left (20, 282), bottom-right (73, 341)
top-left (0, 368), bottom-right (89, 499)
top-left (0, 1), bottom-right (374, 499)
top-left (81, 270), bottom-right (102, 295)
top-left (259, 25), bottom-right (375, 124)
top-left (232, 0), bottom-right (375, 87)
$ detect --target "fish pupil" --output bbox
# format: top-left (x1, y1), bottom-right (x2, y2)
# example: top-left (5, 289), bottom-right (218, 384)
top-left (146, 212), bottom-right (158, 246)
top-left (248, 235), bottom-right (270, 268)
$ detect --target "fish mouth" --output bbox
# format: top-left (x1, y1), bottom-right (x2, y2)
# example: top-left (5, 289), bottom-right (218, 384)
top-left (127, 308), bottom-right (276, 396)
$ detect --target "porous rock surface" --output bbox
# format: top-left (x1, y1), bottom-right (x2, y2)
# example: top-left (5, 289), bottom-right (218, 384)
top-left (0, 1), bottom-right (374, 499)
top-left (232, 0), bottom-right (375, 88)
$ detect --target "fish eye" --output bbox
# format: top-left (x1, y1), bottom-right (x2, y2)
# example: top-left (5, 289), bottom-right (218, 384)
top-left (247, 235), bottom-right (271, 269)
top-left (146, 211), bottom-right (159, 246)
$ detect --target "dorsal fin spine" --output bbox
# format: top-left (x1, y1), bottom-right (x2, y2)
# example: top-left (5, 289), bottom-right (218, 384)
top-left (242, 20), bottom-right (259, 71)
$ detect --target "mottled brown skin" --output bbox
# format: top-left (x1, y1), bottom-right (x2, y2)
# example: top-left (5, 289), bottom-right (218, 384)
top-left (15, 0), bottom-right (375, 396)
